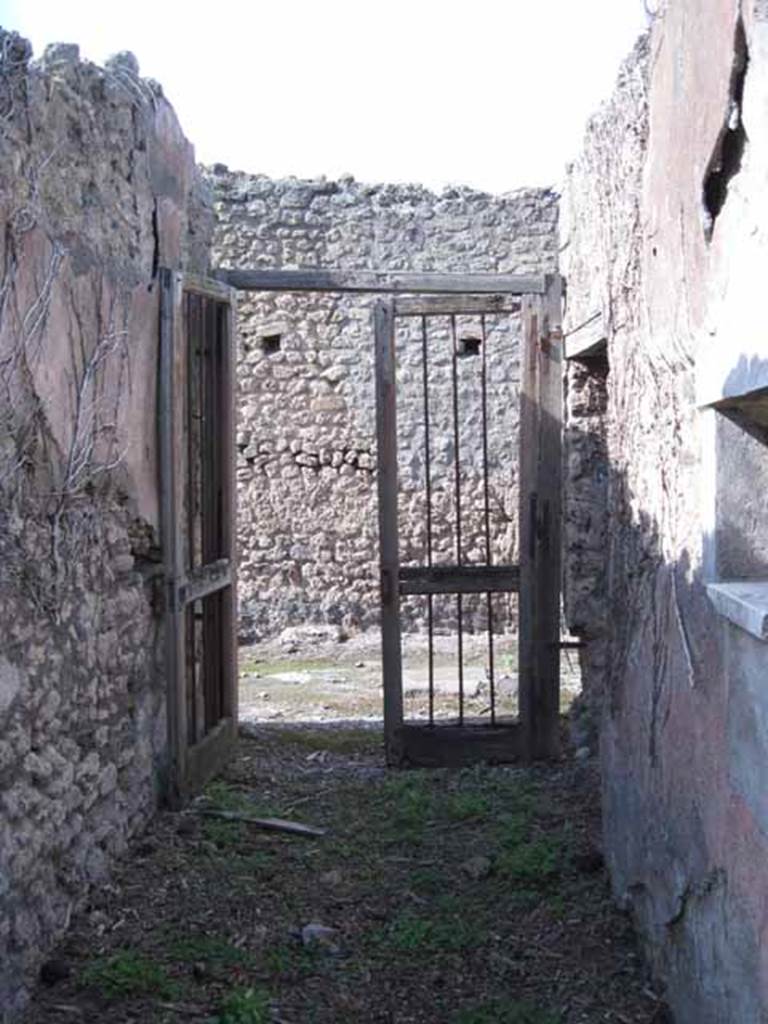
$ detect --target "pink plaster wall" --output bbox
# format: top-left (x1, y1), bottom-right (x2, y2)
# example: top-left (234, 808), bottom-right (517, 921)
top-left (565, 2), bottom-right (768, 1019)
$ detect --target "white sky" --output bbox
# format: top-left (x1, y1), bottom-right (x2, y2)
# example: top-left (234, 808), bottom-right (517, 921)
top-left (0, 0), bottom-right (649, 193)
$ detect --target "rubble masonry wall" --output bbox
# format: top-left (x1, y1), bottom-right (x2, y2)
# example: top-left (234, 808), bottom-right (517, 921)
top-left (0, 35), bottom-right (210, 1017)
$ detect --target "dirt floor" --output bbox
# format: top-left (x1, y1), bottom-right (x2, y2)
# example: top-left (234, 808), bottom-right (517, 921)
top-left (24, 724), bottom-right (670, 1024)
top-left (238, 630), bottom-right (583, 726)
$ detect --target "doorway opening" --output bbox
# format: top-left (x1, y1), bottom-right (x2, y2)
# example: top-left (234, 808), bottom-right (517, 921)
top-left (161, 268), bottom-right (569, 792)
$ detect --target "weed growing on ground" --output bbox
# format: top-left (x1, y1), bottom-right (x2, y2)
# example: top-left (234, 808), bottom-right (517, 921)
top-left (214, 986), bottom-right (271, 1024)
top-left (453, 999), bottom-right (561, 1024)
top-left (204, 780), bottom-right (255, 813)
top-left (262, 942), bottom-right (318, 980)
top-left (80, 949), bottom-right (178, 1000)
top-left (442, 789), bottom-right (491, 821)
top-left (377, 773), bottom-right (434, 841)
top-left (233, 850), bottom-right (275, 874)
top-left (497, 834), bottom-right (564, 887)
top-left (202, 817), bottom-right (246, 849)
top-left (273, 726), bottom-right (381, 755)
top-left (166, 934), bottom-right (253, 967)
top-left (378, 898), bottom-right (484, 955)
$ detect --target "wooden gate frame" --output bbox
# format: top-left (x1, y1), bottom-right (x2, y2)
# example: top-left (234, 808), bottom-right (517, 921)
top-left (373, 276), bottom-right (564, 765)
top-left (518, 277), bottom-right (563, 760)
top-left (160, 266), bottom-right (566, 780)
top-left (159, 269), bottom-right (238, 806)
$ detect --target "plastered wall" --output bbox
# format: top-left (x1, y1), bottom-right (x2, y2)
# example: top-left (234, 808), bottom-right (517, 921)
top-left (0, 35), bottom-right (210, 1017)
top-left (562, 5), bottom-right (768, 1019)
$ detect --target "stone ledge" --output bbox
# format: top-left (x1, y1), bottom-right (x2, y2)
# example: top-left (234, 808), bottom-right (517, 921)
top-left (707, 581), bottom-right (768, 641)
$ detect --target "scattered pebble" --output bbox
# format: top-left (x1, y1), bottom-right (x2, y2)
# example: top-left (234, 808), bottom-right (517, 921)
top-left (192, 961), bottom-right (211, 981)
top-left (460, 854), bottom-right (492, 881)
top-left (300, 922), bottom-right (340, 953)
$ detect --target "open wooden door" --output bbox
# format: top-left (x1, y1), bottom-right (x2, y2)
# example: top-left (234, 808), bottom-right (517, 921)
top-left (159, 269), bottom-right (238, 806)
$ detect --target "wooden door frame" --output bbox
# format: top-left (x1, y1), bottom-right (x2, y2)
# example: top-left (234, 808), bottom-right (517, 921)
top-left (373, 275), bottom-right (564, 765)
top-left (160, 265), bottom-right (564, 782)
top-left (518, 276), bottom-right (563, 760)
top-left (159, 268), bottom-right (239, 806)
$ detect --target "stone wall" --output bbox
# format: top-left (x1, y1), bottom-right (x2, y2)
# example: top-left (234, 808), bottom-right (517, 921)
top-left (0, 35), bottom-right (209, 1018)
top-left (562, 4), bottom-right (768, 1020)
top-left (209, 171), bottom-right (559, 640)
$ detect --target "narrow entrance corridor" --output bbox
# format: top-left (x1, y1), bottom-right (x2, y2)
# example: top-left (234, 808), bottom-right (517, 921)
top-left (24, 728), bottom-right (669, 1024)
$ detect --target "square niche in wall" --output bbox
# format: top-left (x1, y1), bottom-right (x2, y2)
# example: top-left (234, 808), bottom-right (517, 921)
top-left (714, 390), bottom-right (768, 580)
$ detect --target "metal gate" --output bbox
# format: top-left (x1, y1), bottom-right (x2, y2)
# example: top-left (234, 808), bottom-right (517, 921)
top-left (159, 269), bottom-right (238, 805)
top-left (374, 276), bottom-right (563, 767)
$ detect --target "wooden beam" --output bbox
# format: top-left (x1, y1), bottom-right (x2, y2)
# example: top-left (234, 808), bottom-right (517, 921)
top-left (178, 558), bottom-right (232, 606)
top-left (182, 273), bottom-right (234, 302)
top-left (564, 310), bottom-right (606, 360)
top-left (399, 723), bottom-right (522, 768)
top-left (399, 564), bottom-right (520, 596)
top-left (535, 274), bottom-right (564, 760)
top-left (517, 293), bottom-right (539, 762)
top-left (374, 298), bottom-right (404, 767)
top-left (518, 275), bottom-right (564, 761)
top-left (179, 717), bottom-right (236, 801)
top-left (394, 295), bottom-right (522, 317)
top-left (159, 269), bottom-right (188, 805)
top-left (215, 267), bottom-right (547, 296)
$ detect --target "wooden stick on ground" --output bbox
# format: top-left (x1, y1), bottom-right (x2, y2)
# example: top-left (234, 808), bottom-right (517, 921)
top-left (187, 809), bottom-right (327, 837)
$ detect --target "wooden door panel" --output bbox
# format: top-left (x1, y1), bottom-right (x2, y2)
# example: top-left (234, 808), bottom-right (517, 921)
top-left (159, 269), bottom-right (238, 805)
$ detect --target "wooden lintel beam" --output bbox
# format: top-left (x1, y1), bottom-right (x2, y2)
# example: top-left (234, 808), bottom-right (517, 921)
top-left (214, 267), bottom-right (547, 296)
top-left (394, 295), bottom-right (522, 317)
top-left (182, 274), bottom-right (234, 302)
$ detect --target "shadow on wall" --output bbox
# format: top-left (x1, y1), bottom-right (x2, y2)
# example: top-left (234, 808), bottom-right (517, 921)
top-left (564, 386), bottom-right (768, 1020)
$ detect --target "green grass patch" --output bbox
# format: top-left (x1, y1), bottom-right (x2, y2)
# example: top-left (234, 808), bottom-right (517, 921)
top-left (497, 810), bottom-right (533, 848)
top-left (240, 657), bottom-right (333, 676)
top-left (409, 865), bottom-right (443, 895)
top-left (262, 942), bottom-right (319, 980)
top-left (233, 850), bottom-right (275, 873)
top-left (453, 999), bottom-right (561, 1024)
top-left (214, 986), bottom-right (272, 1024)
top-left (379, 773), bottom-right (433, 825)
top-left (497, 835), bottom-right (564, 888)
top-left (204, 781), bottom-right (255, 813)
top-left (377, 898), bottom-right (484, 956)
top-left (274, 727), bottom-right (381, 756)
top-left (80, 949), bottom-right (179, 1000)
top-left (166, 933), bottom-right (253, 967)
top-left (441, 789), bottom-right (491, 821)
top-left (202, 817), bottom-right (247, 849)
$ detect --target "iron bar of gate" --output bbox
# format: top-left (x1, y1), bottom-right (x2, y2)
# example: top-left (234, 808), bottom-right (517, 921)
top-left (450, 314), bottom-right (464, 725)
top-left (421, 316), bottom-right (435, 726)
top-left (480, 313), bottom-right (496, 725)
